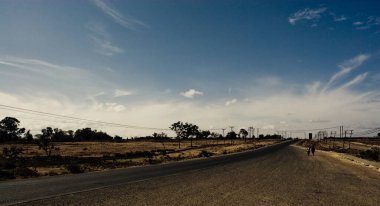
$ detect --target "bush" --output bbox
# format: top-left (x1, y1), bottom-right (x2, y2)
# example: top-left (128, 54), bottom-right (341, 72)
top-left (0, 170), bottom-right (14, 179)
top-left (65, 164), bottom-right (83, 173)
top-left (0, 159), bottom-right (16, 170)
top-left (1, 147), bottom-right (23, 159)
top-left (198, 150), bottom-right (212, 157)
top-left (14, 167), bottom-right (39, 177)
top-left (113, 153), bottom-right (127, 159)
top-left (126, 151), bottom-right (154, 159)
top-left (359, 149), bottom-right (380, 161)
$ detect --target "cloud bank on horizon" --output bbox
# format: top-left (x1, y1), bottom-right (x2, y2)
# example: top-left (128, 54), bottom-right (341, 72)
top-left (0, 0), bottom-right (379, 137)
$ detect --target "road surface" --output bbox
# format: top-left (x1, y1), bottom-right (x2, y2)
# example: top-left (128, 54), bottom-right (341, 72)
top-left (1, 141), bottom-right (380, 205)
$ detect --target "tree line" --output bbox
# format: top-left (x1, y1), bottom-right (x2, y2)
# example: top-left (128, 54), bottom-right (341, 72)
top-left (0, 117), bottom-right (117, 143)
top-left (0, 117), bottom-right (282, 144)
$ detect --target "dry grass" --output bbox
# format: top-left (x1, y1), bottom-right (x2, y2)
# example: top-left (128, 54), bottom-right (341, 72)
top-left (0, 139), bottom-right (281, 179)
top-left (0, 139), bottom-right (277, 157)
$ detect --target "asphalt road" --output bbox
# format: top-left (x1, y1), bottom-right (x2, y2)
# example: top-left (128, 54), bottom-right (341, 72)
top-left (2, 141), bottom-right (380, 206)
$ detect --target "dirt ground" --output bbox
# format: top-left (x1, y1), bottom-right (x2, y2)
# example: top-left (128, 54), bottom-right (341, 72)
top-left (298, 138), bottom-right (380, 162)
top-left (19, 144), bottom-right (380, 206)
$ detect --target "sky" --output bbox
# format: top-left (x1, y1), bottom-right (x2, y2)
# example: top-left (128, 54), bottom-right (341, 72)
top-left (0, 0), bottom-right (380, 137)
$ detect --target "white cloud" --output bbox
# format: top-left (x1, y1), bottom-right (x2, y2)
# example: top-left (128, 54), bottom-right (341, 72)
top-left (334, 15), bottom-right (347, 22)
top-left (0, 56), bottom-right (87, 77)
top-left (339, 72), bottom-right (368, 90)
top-left (90, 36), bottom-right (124, 56)
top-left (87, 23), bottom-right (124, 56)
top-left (353, 16), bottom-right (380, 30)
top-left (323, 54), bottom-right (370, 91)
top-left (288, 8), bottom-right (327, 25)
top-left (93, 0), bottom-right (147, 30)
top-left (113, 89), bottom-right (134, 97)
top-left (105, 102), bottom-right (126, 112)
top-left (306, 81), bottom-right (321, 94)
top-left (1, 82), bottom-right (379, 138)
top-left (225, 99), bottom-right (237, 106)
top-left (0, 56), bottom-right (114, 101)
top-left (180, 89), bottom-right (203, 98)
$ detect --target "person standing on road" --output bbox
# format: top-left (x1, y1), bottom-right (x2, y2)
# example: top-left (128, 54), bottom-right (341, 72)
top-left (311, 144), bottom-right (316, 156)
top-left (307, 146), bottom-right (311, 156)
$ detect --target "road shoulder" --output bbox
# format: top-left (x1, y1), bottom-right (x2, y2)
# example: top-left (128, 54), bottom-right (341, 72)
top-left (293, 144), bottom-right (380, 174)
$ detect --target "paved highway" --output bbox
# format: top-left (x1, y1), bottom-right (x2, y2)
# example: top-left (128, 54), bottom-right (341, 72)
top-left (1, 141), bottom-right (380, 205)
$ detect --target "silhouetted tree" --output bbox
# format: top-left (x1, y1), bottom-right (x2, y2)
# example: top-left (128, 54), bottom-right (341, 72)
top-left (170, 121), bottom-right (199, 148)
top-left (36, 127), bottom-right (55, 156)
top-left (0, 117), bottom-right (25, 142)
top-left (74, 128), bottom-right (112, 141)
top-left (51, 128), bottom-right (73, 142)
top-left (198, 130), bottom-right (211, 145)
top-left (23, 130), bottom-right (33, 142)
top-left (114, 135), bottom-right (123, 141)
top-left (153, 132), bottom-right (168, 150)
top-left (226, 131), bottom-right (237, 144)
top-left (239, 128), bottom-right (248, 143)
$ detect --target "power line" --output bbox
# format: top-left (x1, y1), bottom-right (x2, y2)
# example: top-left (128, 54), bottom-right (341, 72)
top-left (0, 104), bottom-right (170, 131)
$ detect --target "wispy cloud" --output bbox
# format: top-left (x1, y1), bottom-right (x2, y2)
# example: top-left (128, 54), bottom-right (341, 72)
top-left (353, 16), bottom-right (380, 30)
top-left (89, 35), bottom-right (124, 56)
top-left (225, 99), bottom-right (237, 106)
top-left (288, 7), bottom-right (327, 25)
top-left (323, 54), bottom-right (370, 91)
top-left (353, 21), bottom-right (364, 26)
top-left (334, 15), bottom-right (347, 22)
top-left (180, 89), bottom-right (203, 98)
top-left (93, 0), bottom-right (147, 30)
top-left (87, 23), bottom-right (123, 56)
top-left (113, 89), bottom-right (134, 97)
top-left (0, 56), bottom-right (88, 77)
top-left (339, 72), bottom-right (368, 90)
top-left (0, 56), bottom-right (113, 99)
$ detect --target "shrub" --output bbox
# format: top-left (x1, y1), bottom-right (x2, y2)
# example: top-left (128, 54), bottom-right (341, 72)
top-left (359, 148), bottom-right (380, 161)
top-left (0, 159), bottom-right (16, 170)
top-left (198, 150), bottom-right (212, 157)
top-left (14, 167), bottom-right (39, 177)
top-left (65, 164), bottom-right (83, 173)
top-left (0, 170), bottom-right (14, 179)
top-left (113, 153), bottom-right (127, 159)
top-left (1, 147), bottom-right (23, 159)
top-left (126, 151), bottom-right (154, 159)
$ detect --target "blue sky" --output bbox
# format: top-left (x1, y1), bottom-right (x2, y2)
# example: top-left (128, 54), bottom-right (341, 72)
top-left (0, 0), bottom-right (379, 137)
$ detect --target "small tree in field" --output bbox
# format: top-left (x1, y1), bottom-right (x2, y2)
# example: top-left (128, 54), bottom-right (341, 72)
top-left (226, 131), bottom-right (237, 144)
top-left (153, 132), bottom-right (168, 150)
top-left (239, 128), bottom-right (248, 143)
top-left (170, 121), bottom-right (199, 148)
top-left (36, 127), bottom-right (55, 156)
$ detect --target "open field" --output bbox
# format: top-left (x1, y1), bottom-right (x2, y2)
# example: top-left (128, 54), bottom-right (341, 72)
top-left (0, 139), bottom-right (281, 180)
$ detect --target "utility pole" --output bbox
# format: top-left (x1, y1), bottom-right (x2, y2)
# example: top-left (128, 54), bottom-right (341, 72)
top-left (257, 128), bottom-right (259, 138)
top-left (222, 128), bottom-right (226, 145)
top-left (345, 130), bottom-right (353, 149)
top-left (248, 126), bottom-right (253, 138)
top-left (341, 125), bottom-right (345, 149)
